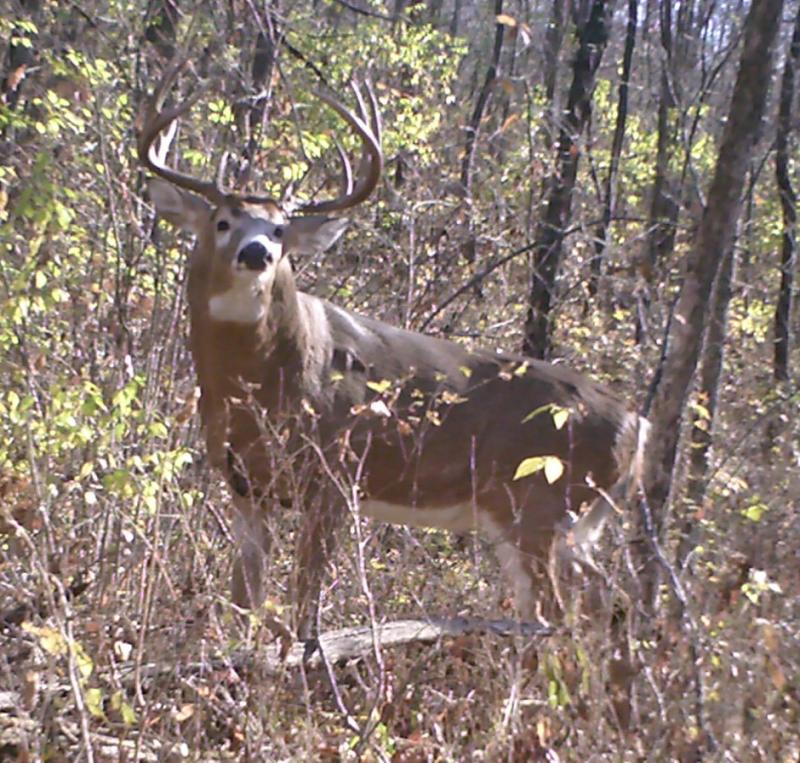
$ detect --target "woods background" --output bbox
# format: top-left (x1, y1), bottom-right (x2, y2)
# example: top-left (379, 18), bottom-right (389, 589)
top-left (0, 0), bottom-right (798, 759)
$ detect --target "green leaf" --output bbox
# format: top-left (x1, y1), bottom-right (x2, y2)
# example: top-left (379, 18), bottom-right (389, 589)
top-left (85, 687), bottom-right (105, 719)
top-left (111, 690), bottom-right (137, 725)
top-left (513, 456), bottom-right (546, 480)
top-left (522, 403), bottom-right (552, 424)
top-left (72, 640), bottom-right (94, 680)
top-left (513, 455), bottom-right (564, 484)
top-left (741, 502), bottom-right (768, 522)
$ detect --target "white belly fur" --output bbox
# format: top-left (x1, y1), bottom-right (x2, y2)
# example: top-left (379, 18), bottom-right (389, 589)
top-left (359, 499), bottom-right (480, 533)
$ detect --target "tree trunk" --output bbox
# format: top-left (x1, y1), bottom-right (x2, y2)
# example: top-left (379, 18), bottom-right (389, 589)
top-left (460, 0), bottom-right (506, 197)
top-left (679, 243), bottom-right (735, 568)
top-left (588, 0), bottom-right (638, 296)
top-left (523, 0), bottom-right (611, 359)
top-left (773, 2), bottom-right (800, 383)
top-left (541, 0), bottom-right (568, 150)
top-left (449, 0), bottom-right (463, 36)
top-left (635, 0), bottom-right (680, 343)
top-left (639, 0), bottom-right (784, 609)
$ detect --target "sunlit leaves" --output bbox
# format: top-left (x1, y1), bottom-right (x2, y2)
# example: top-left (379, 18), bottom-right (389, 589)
top-left (513, 455), bottom-right (564, 484)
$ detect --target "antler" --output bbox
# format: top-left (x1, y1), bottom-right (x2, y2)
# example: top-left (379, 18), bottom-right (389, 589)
top-left (138, 61), bottom-right (227, 205)
top-left (140, 64), bottom-right (382, 213)
top-left (297, 80), bottom-right (383, 215)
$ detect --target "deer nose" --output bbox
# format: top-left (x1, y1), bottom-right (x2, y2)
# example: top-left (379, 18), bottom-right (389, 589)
top-left (238, 241), bottom-right (273, 271)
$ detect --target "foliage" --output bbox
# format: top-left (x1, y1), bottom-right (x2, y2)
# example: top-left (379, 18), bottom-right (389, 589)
top-left (0, 1), bottom-right (797, 760)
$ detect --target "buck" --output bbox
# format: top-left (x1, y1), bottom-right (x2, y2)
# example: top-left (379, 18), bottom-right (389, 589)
top-left (140, 64), bottom-right (649, 638)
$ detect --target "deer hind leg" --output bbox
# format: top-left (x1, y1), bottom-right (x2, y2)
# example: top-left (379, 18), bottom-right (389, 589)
top-left (293, 496), bottom-right (343, 641)
top-left (230, 494), bottom-right (272, 610)
top-left (484, 496), bottom-right (566, 624)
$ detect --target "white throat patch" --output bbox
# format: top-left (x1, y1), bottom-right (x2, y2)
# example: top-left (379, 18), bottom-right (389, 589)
top-left (208, 270), bottom-right (270, 324)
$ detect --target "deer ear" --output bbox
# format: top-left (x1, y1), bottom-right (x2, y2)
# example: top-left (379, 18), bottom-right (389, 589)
top-left (284, 216), bottom-right (349, 255)
top-left (147, 178), bottom-right (211, 234)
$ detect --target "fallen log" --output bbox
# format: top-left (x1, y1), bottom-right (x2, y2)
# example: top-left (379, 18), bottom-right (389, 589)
top-left (278, 616), bottom-right (553, 669)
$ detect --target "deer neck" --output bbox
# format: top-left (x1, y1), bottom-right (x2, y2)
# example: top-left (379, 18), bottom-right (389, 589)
top-left (200, 259), bottom-right (323, 398)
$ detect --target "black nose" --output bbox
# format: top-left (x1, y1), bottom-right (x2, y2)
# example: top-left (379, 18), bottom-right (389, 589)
top-left (237, 241), bottom-right (272, 271)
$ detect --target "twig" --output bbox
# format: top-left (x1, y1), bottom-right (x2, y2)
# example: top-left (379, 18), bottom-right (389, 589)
top-left (331, 0), bottom-right (397, 21)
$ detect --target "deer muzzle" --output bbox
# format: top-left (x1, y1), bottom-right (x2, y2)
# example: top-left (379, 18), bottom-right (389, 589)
top-left (237, 240), bottom-right (273, 271)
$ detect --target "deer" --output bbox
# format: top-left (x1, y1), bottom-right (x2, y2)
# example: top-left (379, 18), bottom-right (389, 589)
top-left (139, 63), bottom-right (649, 640)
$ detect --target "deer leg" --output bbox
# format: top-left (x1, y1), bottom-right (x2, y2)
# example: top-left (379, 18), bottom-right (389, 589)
top-left (293, 498), bottom-right (343, 641)
top-left (230, 495), bottom-right (272, 609)
top-left (485, 496), bottom-right (566, 624)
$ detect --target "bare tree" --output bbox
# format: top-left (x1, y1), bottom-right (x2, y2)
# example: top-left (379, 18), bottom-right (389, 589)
top-left (460, 0), bottom-right (506, 197)
top-left (679, 243), bottom-right (734, 567)
top-left (640, 0), bottom-right (785, 607)
top-left (773, 1), bottom-right (800, 382)
top-left (588, 0), bottom-right (638, 296)
top-left (523, 0), bottom-right (612, 359)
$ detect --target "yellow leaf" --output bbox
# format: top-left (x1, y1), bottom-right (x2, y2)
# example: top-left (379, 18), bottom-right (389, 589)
top-left (22, 624), bottom-right (68, 656)
top-left (552, 406), bottom-right (570, 430)
top-left (513, 456), bottom-right (547, 481)
top-left (440, 390), bottom-right (468, 404)
top-left (425, 409), bottom-right (442, 426)
top-left (366, 379), bottom-right (392, 394)
top-left (543, 457), bottom-right (564, 484)
top-left (514, 455), bottom-right (564, 483)
top-left (111, 690), bottom-right (137, 725)
top-left (72, 640), bottom-right (94, 680)
top-left (85, 687), bottom-right (105, 719)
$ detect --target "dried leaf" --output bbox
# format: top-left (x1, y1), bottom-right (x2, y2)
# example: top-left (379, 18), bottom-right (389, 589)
top-left (496, 13), bottom-right (517, 27)
top-left (173, 703), bottom-right (195, 722)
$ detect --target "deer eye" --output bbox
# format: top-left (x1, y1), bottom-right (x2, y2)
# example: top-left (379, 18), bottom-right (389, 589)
top-left (273, 226), bottom-right (284, 240)
top-left (216, 220), bottom-right (230, 232)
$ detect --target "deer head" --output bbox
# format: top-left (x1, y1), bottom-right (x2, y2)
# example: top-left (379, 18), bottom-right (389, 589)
top-left (139, 61), bottom-right (382, 326)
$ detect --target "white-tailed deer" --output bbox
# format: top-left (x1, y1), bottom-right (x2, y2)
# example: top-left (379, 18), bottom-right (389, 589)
top-left (140, 64), bottom-right (648, 637)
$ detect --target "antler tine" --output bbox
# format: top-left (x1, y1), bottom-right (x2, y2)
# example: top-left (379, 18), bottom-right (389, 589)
top-left (298, 83), bottom-right (383, 215)
top-left (138, 61), bottom-right (227, 204)
top-left (347, 80), bottom-right (383, 188)
top-left (363, 80), bottom-right (382, 149)
top-left (216, 150), bottom-right (230, 191)
top-left (333, 139), bottom-right (354, 197)
top-left (350, 79), bottom-right (382, 147)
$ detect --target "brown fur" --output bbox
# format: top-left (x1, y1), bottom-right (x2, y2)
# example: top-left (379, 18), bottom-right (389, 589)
top-left (144, 169), bottom-right (648, 635)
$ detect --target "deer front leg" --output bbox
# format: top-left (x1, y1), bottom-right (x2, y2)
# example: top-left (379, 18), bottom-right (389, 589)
top-left (293, 497), bottom-right (343, 641)
top-left (230, 494), bottom-right (272, 610)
